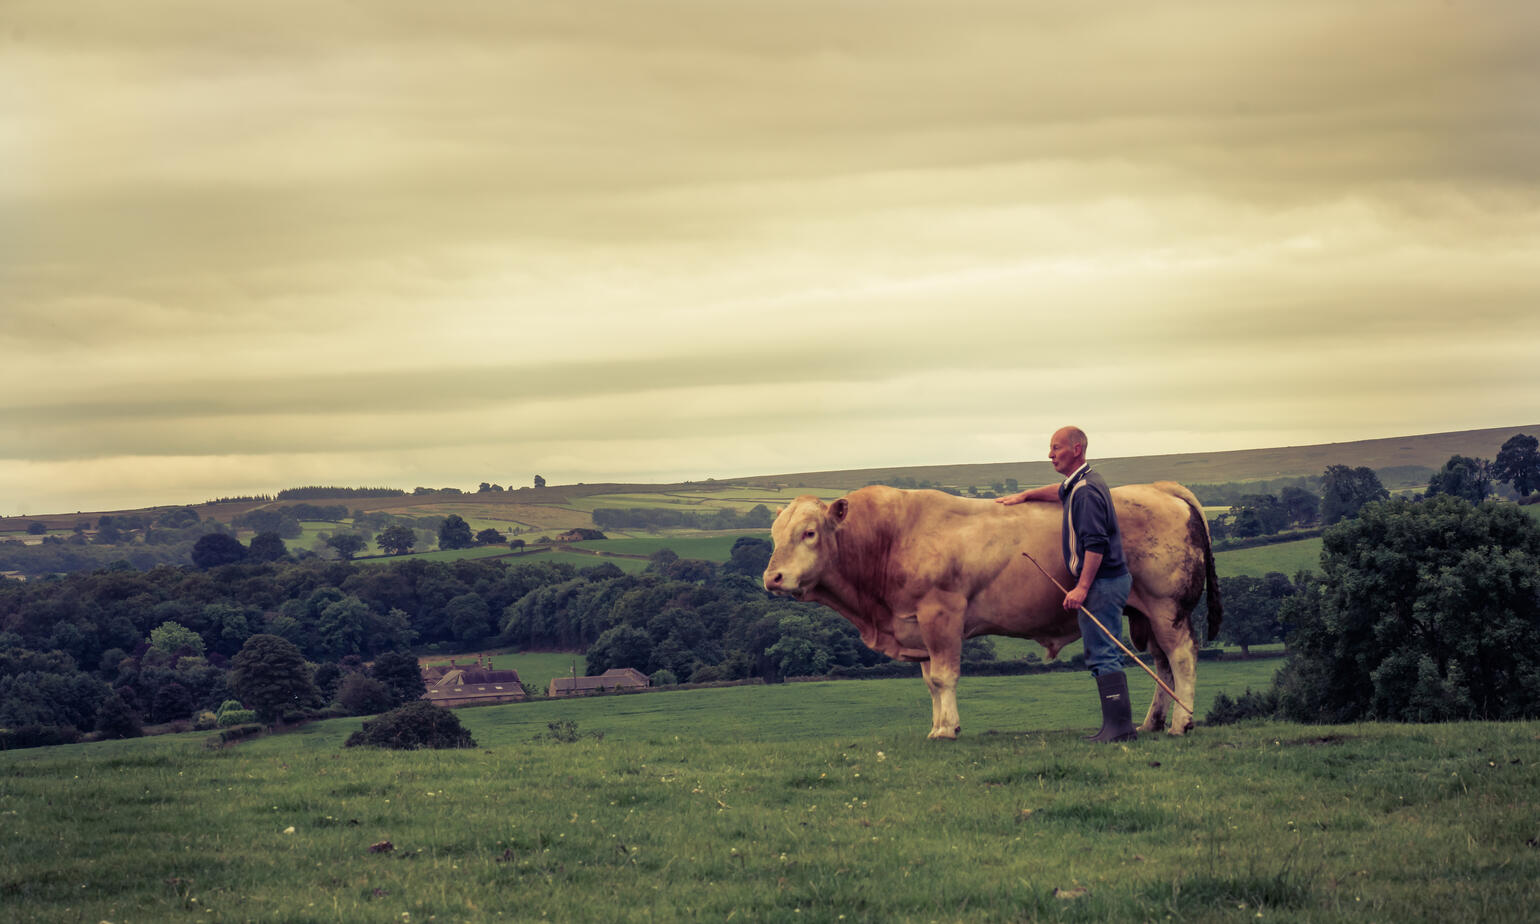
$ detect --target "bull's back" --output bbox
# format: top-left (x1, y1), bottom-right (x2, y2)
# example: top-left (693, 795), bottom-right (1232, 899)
top-left (880, 490), bottom-right (1077, 641)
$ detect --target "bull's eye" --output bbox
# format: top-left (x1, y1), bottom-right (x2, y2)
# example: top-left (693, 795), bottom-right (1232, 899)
top-left (803, 529), bottom-right (816, 541)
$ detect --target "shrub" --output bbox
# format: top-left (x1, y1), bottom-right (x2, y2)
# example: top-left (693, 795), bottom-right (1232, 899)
top-left (217, 708), bottom-right (257, 727)
top-left (344, 701), bottom-right (478, 750)
top-left (650, 669), bottom-right (679, 687)
top-left (1205, 688), bottom-right (1280, 726)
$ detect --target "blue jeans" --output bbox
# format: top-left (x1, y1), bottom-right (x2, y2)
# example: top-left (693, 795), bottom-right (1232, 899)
top-left (1077, 571), bottom-right (1132, 677)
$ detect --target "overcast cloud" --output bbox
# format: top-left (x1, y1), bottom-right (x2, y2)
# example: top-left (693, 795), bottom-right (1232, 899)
top-left (4, 1), bottom-right (1539, 514)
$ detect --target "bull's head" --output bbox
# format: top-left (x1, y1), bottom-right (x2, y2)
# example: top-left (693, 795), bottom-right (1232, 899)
top-left (763, 494), bottom-right (849, 598)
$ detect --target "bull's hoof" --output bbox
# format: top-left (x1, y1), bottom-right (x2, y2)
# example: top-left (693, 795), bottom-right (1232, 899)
top-left (1166, 720), bottom-right (1193, 736)
top-left (1137, 718), bottom-right (1164, 734)
top-left (927, 725), bottom-right (960, 740)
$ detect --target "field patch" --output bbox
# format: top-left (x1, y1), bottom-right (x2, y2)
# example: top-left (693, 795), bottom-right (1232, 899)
top-left (1214, 536), bottom-right (1324, 577)
top-left (3, 668), bottom-right (1536, 922)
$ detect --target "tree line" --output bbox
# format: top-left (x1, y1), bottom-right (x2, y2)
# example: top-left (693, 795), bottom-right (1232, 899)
top-left (0, 536), bottom-right (889, 748)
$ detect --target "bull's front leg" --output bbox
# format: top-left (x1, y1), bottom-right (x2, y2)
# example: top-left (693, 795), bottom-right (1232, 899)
top-left (914, 592), bottom-right (966, 740)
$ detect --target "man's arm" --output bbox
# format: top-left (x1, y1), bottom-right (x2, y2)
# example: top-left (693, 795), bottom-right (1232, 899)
top-left (995, 484), bottom-right (1059, 505)
top-left (1062, 550), bottom-right (1102, 612)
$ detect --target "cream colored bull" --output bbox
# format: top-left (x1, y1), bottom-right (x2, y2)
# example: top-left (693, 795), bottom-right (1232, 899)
top-left (763, 483), bottom-right (1221, 738)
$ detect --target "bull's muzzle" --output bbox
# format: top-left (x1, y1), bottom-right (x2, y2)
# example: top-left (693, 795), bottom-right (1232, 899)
top-left (763, 570), bottom-right (800, 597)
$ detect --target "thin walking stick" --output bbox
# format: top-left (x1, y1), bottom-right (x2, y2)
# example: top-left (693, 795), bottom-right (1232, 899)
top-left (1020, 549), bottom-right (1193, 717)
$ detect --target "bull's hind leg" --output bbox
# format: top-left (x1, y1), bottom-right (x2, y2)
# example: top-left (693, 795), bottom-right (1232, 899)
top-left (1142, 600), bottom-right (1199, 735)
top-left (1138, 646), bottom-right (1174, 734)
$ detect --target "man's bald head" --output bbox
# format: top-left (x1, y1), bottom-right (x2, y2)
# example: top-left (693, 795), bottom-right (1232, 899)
top-left (1048, 426), bottom-right (1089, 477)
top-left (1054, 426), bottom-right (1087, 453)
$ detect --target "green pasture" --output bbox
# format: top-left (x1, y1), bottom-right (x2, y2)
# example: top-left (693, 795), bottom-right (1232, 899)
top-left (4, 663), bottom-right (1537, 922)
top-left (1213, 537), bottom-right (1324, 578)
top-left (580, 533), bottom-right (765, 561)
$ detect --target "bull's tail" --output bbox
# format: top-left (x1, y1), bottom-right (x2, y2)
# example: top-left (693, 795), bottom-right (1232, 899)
top-left (1154, 481), bottom-right (1223, 642)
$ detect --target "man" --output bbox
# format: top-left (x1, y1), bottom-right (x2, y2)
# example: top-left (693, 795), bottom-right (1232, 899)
top-left (996, 426), bottom-right (1136, 742)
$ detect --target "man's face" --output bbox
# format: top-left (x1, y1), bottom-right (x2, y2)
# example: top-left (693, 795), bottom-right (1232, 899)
top-left (1048, 430), bottom-right (1084, 477)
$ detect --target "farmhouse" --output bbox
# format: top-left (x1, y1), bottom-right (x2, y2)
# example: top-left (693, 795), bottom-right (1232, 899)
top-left (547, 667), bottom-right (649, 697)
top-left (422, 655), bottom-right (526, 708)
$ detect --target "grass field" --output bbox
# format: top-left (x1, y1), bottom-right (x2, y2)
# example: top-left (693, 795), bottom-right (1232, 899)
top-left (5, 661), bottom-right (1537, 923)
top-left (1213, 538), bottom-right (1325, 578)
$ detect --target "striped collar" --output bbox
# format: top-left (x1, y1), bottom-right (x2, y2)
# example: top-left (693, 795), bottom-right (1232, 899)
top-left (1061, 462), bottom-right (1090, 488)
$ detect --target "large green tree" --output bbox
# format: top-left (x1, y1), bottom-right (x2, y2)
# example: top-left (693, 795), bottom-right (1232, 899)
top-left (1319, 464), bottom-right (1388, 525)
top-left (191, 532), bottom-right (247, 569)
top-left (369, 650), bottom-right (426, 707)
top-left (325, 533), bottom-right (369, 561)
top-left (1493, 433), bottom-right (1540, 497)
top-left (438, 515), bottom-right (475, 551)
top-left (376, 524), bottom-right (416, 556)
top-left (1425, 455), bottom-right (1492, 504)
top-left (1215, 573), bottom-right (1293, 655)
top-left (229, 634), bottom-right (318, 724)
top-left (247, 531), bottom-right (289, 563)
top-left (1274, 496), bottom-right (1540, 723)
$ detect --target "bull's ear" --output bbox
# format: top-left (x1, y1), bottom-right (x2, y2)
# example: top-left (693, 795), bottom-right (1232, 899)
top-left (830, 497), bottom-right (849, 524)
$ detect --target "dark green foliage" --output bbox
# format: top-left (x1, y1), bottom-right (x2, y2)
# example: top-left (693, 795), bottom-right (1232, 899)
top-left (724, 536), bottom-right (773, 577)
top-left (1216, 573), bottom-right (1294, 654)
top-left (1274, 496), bottom-right (1540, 723)
top-left (1425, 454), bottom-right (1493, 504)
top-left (325, 533), bottom-right (368, 561)
top-left (1493, 433), bottom-right (1540, 496)
top-left (191, 533), bottom-right (247, 569)
top-left (1319, 464), bottom-right (1388, 525)
top-left (475, 528), bottom-right (507, 545)
top-left (229, 634), bottom-right (317, 724)
top-left (247, 531), bottom-right (289, 562)
top-left (375, 524), bottom-right (416, 556)
top-left (26, 522), bottom-right (46, 535)
top-left (275, 486), bottom-right (405, 500)
top-left (438, 515), bottom-right (474, 551)
top-left (344, 700), bottom-right (477, 750)
top-left (337, 673), bottom-right (395, 716)
top-left (369, 650), bottom-right (426, 707)
top-left (585, 625), bottom-right (653, 676)
top-left (93, 691), bottom-right (143, 739)
top-left (150, 681), bottom-right (194, 724)
top-left (1204, 687), bottom-right (1280, 725)
top-left (445, 593), bottom-right (493, 643)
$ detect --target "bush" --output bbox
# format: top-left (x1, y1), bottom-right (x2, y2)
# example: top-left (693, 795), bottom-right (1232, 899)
top-left (217, 708), bottom-right (257, 727)
top-left (1205, 688), bottom-right (1280, 726)
top-left (0, 724), bottom-right (81, 750)
top-left (344, 701), bottom-right (478, 750)
top-left (650, 669), bottom-right (679, 686)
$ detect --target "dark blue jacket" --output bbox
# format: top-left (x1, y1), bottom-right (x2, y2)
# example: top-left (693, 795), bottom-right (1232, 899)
top-left (1058, 466), bottom-right (1128, 579)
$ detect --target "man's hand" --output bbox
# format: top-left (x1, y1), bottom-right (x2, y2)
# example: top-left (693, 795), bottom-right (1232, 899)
top-left (1063, 586), bottom-right (1088, 612)
top-left (996, 485), bottom-right (1057, 505)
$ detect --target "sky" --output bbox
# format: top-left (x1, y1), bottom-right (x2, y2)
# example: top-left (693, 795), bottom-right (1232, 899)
top-left (4, 1), bottom-right (1539, 515)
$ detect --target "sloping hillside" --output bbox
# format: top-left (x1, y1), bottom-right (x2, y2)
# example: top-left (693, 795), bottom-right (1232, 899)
top-left (740, 424), bottom-right (1538, 491)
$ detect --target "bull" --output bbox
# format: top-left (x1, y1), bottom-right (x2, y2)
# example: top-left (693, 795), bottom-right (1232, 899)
top-left (763, 482), bottom-right (1221, 738)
